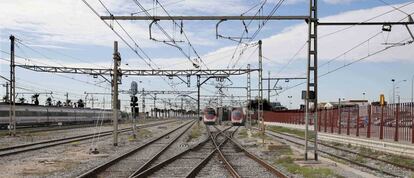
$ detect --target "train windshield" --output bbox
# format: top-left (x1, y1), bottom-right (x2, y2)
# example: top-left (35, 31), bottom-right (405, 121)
top-left (232, 111), bottom-right (242, 117)
top-left (206, 108), bottom-right (215, 115)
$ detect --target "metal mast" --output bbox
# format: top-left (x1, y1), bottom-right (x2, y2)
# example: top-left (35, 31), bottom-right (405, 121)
top-left (258, 40), bottom-right (264, 135)
top-left (267, 71), bottom-right (271, 102)
top-left (305, 0), bottom-right (318, 160)
top-left (9, 35), bottom-right (16, 136)
top-left (112, 41), bottom-right (120, 146)
top-left (247, 64), bottom-right (252, 129)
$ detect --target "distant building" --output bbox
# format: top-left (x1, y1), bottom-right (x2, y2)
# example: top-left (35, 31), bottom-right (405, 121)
top-left (270, 102), bottom-right (288, 111)
top-left (320, 100), bottom-right (368, 109)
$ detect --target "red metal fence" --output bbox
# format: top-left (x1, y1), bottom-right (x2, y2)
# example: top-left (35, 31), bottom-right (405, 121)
top-left (263, 103), bottom-right (414, 144)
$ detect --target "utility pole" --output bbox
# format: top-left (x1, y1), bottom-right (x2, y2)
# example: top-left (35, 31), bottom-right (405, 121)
top-left (247, 64), bottom-right (251, 129)
top-left (112, 41), bottom-right (120, 146)
top-left (142, 88), bottom-right (146, 119)
top-left (65, 92), bottom-right (69, 106)
top-left (180, 97), bottom-right (183, 118)
top-left (268, 71), bottom-right (271, 102)
top-left (164, 101), bottom-right (167, 118)
top-left (168, 99), bottom-right (171, 118)
top-left (258, 40), bottom-right (264, 142)
top-left (154, 94), bottom-right (157, 118)
top-left (9, 35), bottom-right (16, 136)
top-left (304, 0), bottom-right (319, 161)
top-left (197, 75), bottom-right (201, 121)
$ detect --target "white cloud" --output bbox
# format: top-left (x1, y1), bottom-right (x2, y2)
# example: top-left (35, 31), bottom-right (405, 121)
top-left (197, 2), bottom-right (414, 70)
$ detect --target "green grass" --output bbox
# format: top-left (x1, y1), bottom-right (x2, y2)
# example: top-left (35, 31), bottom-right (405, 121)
top-left (267, 126), bottom-right (315, 139)
top-left (238, 129), bottom-right (248, 139)
top-left (251, 131), bottom-right (271, 140)
top-left (136, 128), bottom-right (152, 138)
top-left (276, 145), bottom-right (293, 155)
top-left (383, 153), bottom-right (414, 169)
top-left (187, 124), bottom-right (202, 142)
top-left (352, 155), bottom-right (367, 164)
top-left (274, 156), bottom-right (343, 178)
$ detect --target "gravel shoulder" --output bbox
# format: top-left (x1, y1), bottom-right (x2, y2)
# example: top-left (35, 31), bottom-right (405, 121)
top-left (234, 127), bottom-right (369, 178)
top-left (0, 119), bottom-right (177, 148)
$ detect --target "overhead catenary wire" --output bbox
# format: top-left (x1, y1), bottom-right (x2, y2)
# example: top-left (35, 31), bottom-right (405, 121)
top-left (229, 0), bottom-right (286, 69)
top-left (275, 2), bottom-right (414, 81)
top-left (131, 0), bottom-right (202, 68)
top-left (0, 50), bottom-right (109, 90)
top-left (277, 37), bottom-right (413, 95)
top-left (83, 0), bottom-right (182, 92)
top-left (155, 0), bottom-right (209, 69)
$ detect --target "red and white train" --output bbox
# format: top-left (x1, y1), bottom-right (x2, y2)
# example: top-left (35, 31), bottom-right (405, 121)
top-left (203, 107), bottom-right (217, 125)
top-left (230, 107), bottom-right (245, 126)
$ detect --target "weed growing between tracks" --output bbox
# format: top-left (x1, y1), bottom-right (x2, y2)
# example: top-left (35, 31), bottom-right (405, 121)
top-left (128, 128), bottom-right (152, 141)
top-left (187, 123), bottom-right (203, 142)
top-left (274, 156), bottom-right (343, 178)
top-left (267, 126), bottom-right (315, 139)
top-left (358, 146), bottom-right (414, 168)
top-left (238, 129), bottom-right (248, 139)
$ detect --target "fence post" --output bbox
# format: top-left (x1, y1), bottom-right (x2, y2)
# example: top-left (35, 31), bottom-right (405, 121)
top-left (380, 105), bottom-right (384, 140)
top-left (411, 102), bottom-right (414, 144)
top-left (318, 109), bottom-right (322, 131)
top-left (367, 104), bottom-right (371, 138)
top-left (338, 106), bottom-right (342, 134)
top-left (324, 109), bottom-right (327, 132)
top-left (347, 108), bottom-right (350, 135)
top-left (331, 109), bottom-right (334, 133)
top-left (356, 106), bottom-right (360, 137)
top-left (395, 103), bottom-right (400, 142)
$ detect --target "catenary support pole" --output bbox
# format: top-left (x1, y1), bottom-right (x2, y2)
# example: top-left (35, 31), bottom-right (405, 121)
top-left (112, 41), bottom-right (120, 146)
top-left (9, 35), bottom-right (16, 136)
top-left (197, 75), bottom-right (201, 121)
top-left (258, 40), bottom-right (264, 143)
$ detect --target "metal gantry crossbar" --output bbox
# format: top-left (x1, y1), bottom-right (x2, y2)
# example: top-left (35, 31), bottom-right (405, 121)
top-left (15, 65), bottom-right (257, 76)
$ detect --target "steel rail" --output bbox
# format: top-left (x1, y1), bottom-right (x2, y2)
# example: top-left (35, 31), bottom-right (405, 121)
top-left (185, 126), bottom-right (238, 178)
top-left (218, 127), bottom-right (288, 178)
top-left (268, 129), bottom-right (414, 172)
top-left (213, 126), bottom-right (241, 178)
top-left (0, 120), bottom-right (179, 157)
top-left (128, 121), bottom-right (196, 177)
top-left (132, 124), bottom-right (233, 178)
top-left (262, 129), bottom-right (401, 177)
top-left (76, 120), bottom-right (194, 178)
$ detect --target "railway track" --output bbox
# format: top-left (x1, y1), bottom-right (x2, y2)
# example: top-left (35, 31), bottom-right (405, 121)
top-left (0, 118), bottom-right (176, 135)
top-left (0, 120), bottom-right (179, 157)
top-left (215, 126), bottom-right (288, 178)
top-left (133, 125), bottom-right (233, 178)
top-left (189, 126), bottom-right (237, 178)
top-left (76, 120), bottom-right (195, 178)
top-left (262, 128), bottom-right (407, 177)
top-left (135, 124), bottom-right (287, 178)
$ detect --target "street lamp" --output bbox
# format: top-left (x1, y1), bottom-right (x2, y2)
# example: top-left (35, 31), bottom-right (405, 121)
top-left (392, 79), bottom-right (406, 104)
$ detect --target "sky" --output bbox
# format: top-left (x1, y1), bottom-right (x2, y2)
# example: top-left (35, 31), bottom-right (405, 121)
top-left (0, 0), bottom-right (413, 111)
